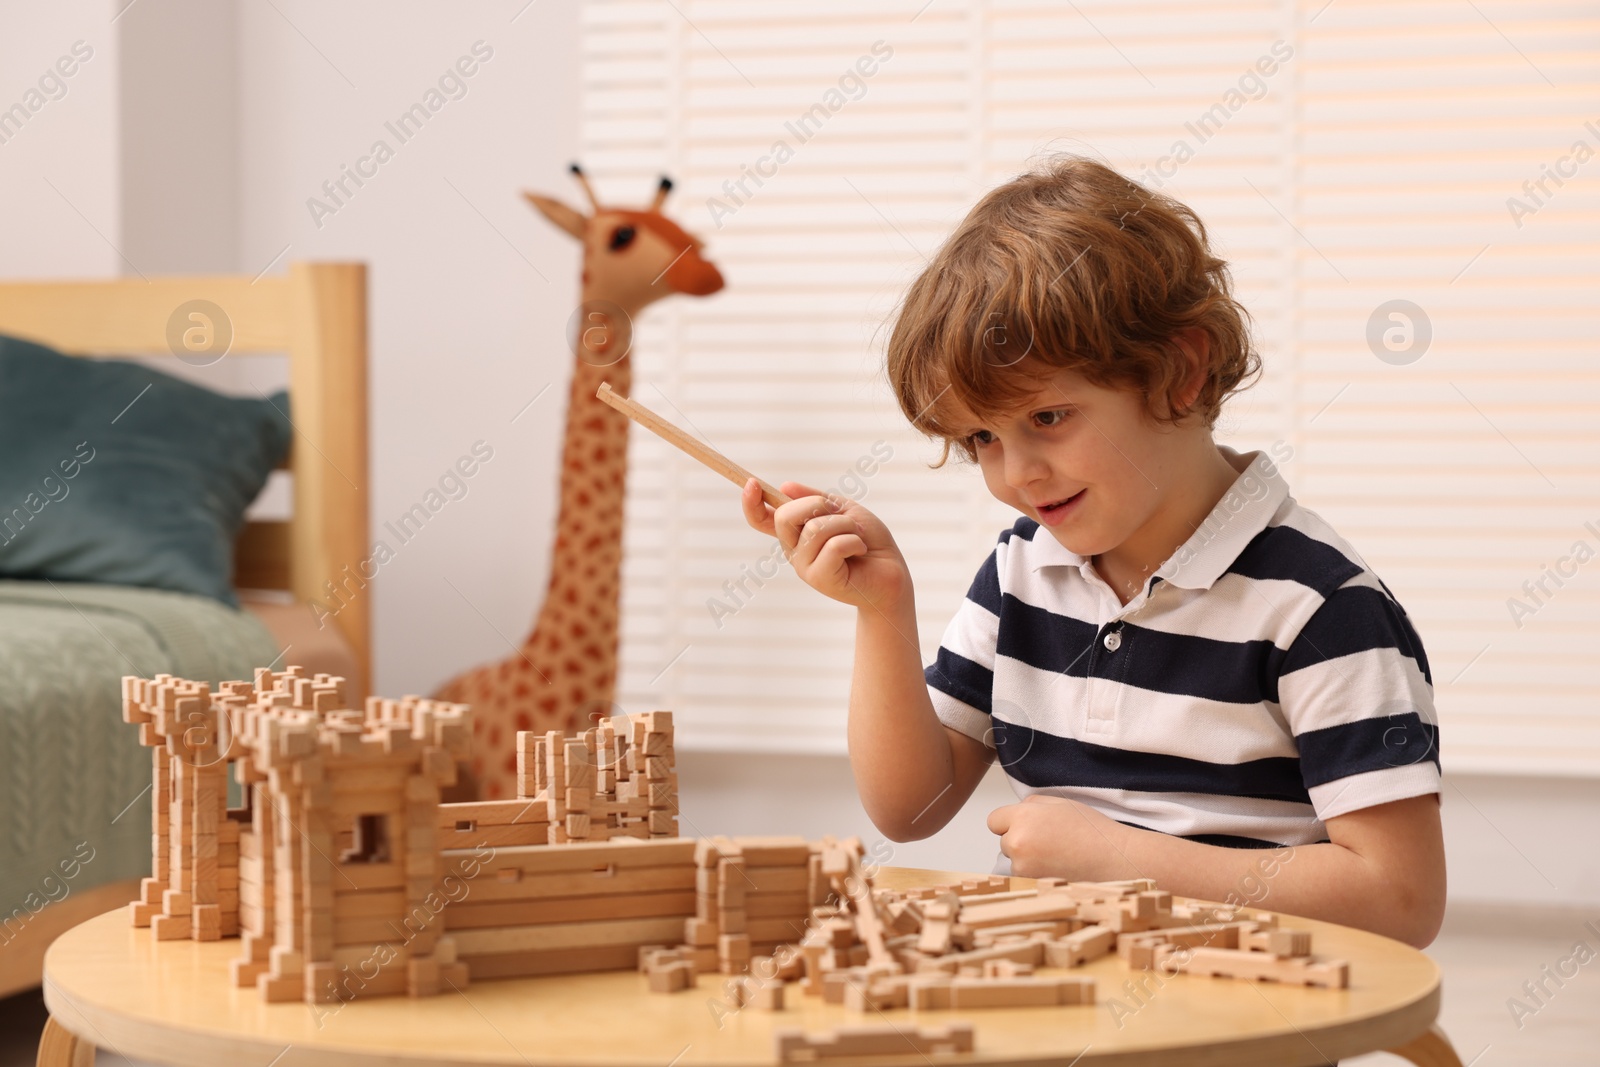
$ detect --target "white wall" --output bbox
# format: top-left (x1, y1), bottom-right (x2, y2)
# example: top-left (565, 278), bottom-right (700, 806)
top-left (3, 0), bottom-right (1595, 912)
top-left (0, 2), bottom-right (120, 278)
top-left (227, 0), bottom-right (582, 700)
top-left (117, 0), bottom-right (237, 275)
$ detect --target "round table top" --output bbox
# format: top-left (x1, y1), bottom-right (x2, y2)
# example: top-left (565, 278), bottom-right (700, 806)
top-left (43, 868), bottom-right (1442, 1067)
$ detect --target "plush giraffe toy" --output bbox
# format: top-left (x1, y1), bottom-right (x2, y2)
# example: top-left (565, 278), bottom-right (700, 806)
top-left (435, 164), bottom-right (724, 800)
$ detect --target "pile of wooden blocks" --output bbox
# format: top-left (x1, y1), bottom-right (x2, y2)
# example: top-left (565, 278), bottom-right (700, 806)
top-left (791, 848), bottom-right (1096, 1011)
top-left (662, 862), bottom-right (1349, 1013)
top-left (513, 711), bottom-right (678, 843)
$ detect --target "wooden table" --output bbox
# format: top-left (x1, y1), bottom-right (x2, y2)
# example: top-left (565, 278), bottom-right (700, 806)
top-left (38, 868), bottom-right (1464, 1067)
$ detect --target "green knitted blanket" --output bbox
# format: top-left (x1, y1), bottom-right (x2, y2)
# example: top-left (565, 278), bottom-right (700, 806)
top-left (0, 580), bottom-right (280, 934)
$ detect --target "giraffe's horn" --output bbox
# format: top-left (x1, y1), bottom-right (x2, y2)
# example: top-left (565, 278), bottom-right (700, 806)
top-left (569, 162), bottom-right (600, 211)
top-left (650, 176), bottom-right (673, 212)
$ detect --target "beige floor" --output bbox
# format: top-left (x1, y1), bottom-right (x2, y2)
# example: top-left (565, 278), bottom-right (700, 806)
top-left (2, 905), bottom-right (1596, 1066)
top-left (1344, 904), bottom-right (1600, 1067)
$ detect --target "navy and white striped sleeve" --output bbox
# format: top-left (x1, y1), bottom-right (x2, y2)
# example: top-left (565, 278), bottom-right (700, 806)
top-left (925, 544), bottom-right (1003, 745)
top-left (1278, 572), bottom-right (1441, 821)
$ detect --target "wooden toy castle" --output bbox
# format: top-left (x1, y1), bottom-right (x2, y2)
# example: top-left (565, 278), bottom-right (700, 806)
top-left (121, 666), bottom-right (807, 1003)
top-left (122, 666), bottom-right (1349, 1021)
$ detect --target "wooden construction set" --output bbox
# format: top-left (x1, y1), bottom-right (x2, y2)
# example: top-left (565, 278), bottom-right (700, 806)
top-left (121, 665), bottom-right (1349, 1038)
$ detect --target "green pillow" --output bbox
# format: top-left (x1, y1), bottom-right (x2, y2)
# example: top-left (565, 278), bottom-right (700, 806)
top-left (0, 334), bottom-right (292, 607)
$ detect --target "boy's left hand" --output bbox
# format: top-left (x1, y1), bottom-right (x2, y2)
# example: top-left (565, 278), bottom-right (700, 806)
top-left (987, 794), bottom-right (1132, 881)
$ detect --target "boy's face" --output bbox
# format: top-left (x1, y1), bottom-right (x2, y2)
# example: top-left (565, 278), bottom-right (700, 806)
top-left (944, 367), bottom-right (1189, 560)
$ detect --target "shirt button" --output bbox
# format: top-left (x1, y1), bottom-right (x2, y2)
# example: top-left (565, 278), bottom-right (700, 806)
top-left (1103, 629), bottom-right (1122, 652)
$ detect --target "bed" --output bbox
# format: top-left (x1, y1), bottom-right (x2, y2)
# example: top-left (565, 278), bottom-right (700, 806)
top-left (0, 262), bottom-right (369, 997)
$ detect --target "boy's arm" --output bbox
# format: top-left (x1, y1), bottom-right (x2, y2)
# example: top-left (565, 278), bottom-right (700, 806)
top-left (990, 793), bottom-right (1446, 948)
top-left (741, 477), bottom-right (991, 841)
top-left (849, 588), bottom-right (994, 841)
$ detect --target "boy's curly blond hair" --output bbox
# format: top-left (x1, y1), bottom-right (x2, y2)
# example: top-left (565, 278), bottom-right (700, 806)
top-left (886, 156), bottom-right (1260, 466)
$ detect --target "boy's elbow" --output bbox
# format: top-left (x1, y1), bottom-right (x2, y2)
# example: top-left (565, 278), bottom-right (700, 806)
top-left (1404, 890), bottom-right (1446, 949)
top-left (865, 801), bottom-right (946, 844)
top-left (1385, 869), bottom-right (1447, 949)
top-left (869, 812), bottom-right (933, 844)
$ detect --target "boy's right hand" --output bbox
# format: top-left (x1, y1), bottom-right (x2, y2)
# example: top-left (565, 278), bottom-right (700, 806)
top-left (740, 478), bottom-right (911, 612)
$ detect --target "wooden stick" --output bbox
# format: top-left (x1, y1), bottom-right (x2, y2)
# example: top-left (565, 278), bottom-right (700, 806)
top-left (596, 382), bottom-right (791, 508)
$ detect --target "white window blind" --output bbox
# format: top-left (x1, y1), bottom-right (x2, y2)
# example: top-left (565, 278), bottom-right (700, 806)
top-left (583, 0), bottom-right (1600, 773)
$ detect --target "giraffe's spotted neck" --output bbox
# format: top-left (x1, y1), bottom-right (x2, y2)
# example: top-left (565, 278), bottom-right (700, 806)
top-left (518, 300), bottom-right (636, 670)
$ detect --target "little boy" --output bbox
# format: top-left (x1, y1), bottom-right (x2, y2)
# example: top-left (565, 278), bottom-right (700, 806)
top-left (741, 156), bottom-right (1444, 949)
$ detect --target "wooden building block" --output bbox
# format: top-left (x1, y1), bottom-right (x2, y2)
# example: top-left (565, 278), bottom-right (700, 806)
top-left (917, 901), bottom-right (954, 955)
top-left (732, 837), bottom-right (812, 866)
top-left (151, 914), bottom-right (192, 941)
top-left (953, 895), bottom-right (1081, 934)
top-left (460, 837), bottom-right (695, 876)
top-left (773, 1023), bottom-right (974, 1063)
top-left (450, 916), bottom-right (691, 956)
top-left (981, 959), bottom-right (1031, 978)
top-left (746, 866), bottom-right (810, 894)
top-left (407, 957), bottom-right (442, 997)
top-left (1040, 924), bottom-right (1116, 969)
top-left (1120, 923), bottom-right (1243, 965)
top-left (193, 904), bottom-right (223, 941)
top-left (915, 939), bottom-right (1047, 974)
top-left (1244, 927), bottom-right (1312, 958)
top-left (1168, 902), bottom-right (1240, 927)
top-left (970, 920), bottom-right (1074, 947)
top-left (639, 945), bottom-right (682, 972)
top-left (463, 942), bottom-right (640, 981)
top-left (257, 973), bottom-right (304, 1003)
top-left (885, 901), bottom-right (920, 936)
top-left (746, 893), bottom-right (811, 918)
top-left (745, 978), bottom-right (784, 1010)
top-left (946, 975), bottom-right (1096, 1008)
top-left (747, 918), bottom-right (810, 943)
top-left (437, 823), bottom-right (549, 849)
top-left (717, 862), bottom-right (748, 906)
top-left (446, 891), bottom-right (697, 931)
top-left (230, 958), bottom-right (271, 988)
top-left (1159, 945), bottom-right (1349, 989)
top-left (647, 960), bottom-right (695, 993)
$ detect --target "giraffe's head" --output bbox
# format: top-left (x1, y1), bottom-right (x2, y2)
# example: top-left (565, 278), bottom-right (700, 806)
top-left (524, 164), bottom-right (725, 315)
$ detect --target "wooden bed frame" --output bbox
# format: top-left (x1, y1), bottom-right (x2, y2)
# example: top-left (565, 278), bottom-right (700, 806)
top-left (0, 261), bottom-right (369, 999)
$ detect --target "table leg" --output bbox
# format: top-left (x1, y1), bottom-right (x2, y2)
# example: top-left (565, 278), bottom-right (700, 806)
top-left (36, 1017), bottom-right (95, 1067)
top-left (1385, 1023), bottom-right (1466, 1067)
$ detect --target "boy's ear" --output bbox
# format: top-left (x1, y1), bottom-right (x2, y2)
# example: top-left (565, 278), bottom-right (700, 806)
top-left (1170, 327), bottom-right (1211, 417)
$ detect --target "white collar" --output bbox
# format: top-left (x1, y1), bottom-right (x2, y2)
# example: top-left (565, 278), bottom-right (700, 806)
top-left (1026, 447), bottom-right (1290, 593)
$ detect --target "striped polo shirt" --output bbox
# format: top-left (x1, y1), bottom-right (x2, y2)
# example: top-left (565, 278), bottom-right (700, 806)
top-left (926, 447), bottom-right (1441, 849)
